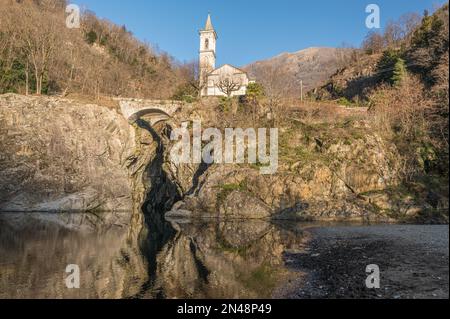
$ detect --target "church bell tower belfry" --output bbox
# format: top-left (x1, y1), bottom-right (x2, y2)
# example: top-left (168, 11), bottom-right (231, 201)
top-left (199, 14), bottom-right (217, 96)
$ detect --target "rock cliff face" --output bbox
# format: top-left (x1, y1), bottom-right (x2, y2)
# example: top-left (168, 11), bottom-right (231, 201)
top-left (166, 140), bottom-right (400, 221)
top-left (0, 93), bottom-right (158, 298)
top-left (0, 94), bottom-right (154, 230)
top-left (161, 103), bottom-right (403, 221)
top-left (0, 93), bottom-right (426, 226)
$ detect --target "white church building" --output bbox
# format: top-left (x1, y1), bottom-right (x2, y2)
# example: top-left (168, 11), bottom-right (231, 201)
top-left (199, 14), bottom-right (250, 97)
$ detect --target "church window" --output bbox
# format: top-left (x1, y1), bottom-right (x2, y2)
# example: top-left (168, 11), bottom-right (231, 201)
top-left (205, 38), bottom-right (209, 50)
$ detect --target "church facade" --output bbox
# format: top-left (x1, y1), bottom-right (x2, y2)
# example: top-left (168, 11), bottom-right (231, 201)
top-left (199, 14), bottom-right (250, 97)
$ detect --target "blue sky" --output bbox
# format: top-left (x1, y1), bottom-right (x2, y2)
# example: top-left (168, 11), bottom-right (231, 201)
top-left (72, 0), bottom-right (445, 67)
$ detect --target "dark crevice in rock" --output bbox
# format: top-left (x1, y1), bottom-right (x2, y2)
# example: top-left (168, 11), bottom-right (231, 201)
top-left (132, 119), bottom-right (181, 298)
top-left (187, 161), bottom-right (212, 196)
top-left (136, 119), bottom-right (181, 213)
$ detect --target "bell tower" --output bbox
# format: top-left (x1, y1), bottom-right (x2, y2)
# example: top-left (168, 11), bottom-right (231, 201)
top-left (199, 14), bottom-right (217, 96)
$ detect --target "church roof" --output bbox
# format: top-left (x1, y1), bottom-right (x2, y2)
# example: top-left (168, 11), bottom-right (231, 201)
top-left (208, 64), bottom-right (248, 76)
top-left (204, 14), bottom-right (214, 31)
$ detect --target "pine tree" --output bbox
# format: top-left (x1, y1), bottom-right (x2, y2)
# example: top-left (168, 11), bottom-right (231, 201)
top-left (392, 58), bottom-right (407, 86)
top-left (376, 49), bottom-right (400, 82)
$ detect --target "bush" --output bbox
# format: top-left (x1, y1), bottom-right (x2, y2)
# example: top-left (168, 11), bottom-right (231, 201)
top-left (246, 82), bottom-right (265, 100)
top-left (219, 96), bottom-right (233, 112)
top-left (85, 30), bottom-right (98, 45)
top-left (336, 97), bottom-right (353, 107)
top-left (0, 60), bottom-right (26, 94)
top-left (172, 83), bottom-right (198, 102)
top-left (368, 76), bottom-right (437, 179)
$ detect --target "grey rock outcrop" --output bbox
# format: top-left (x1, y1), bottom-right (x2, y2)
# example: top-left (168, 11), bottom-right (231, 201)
top-left (163, 132), bottom-right (401, 221)
top-left (0, 94), bottom-right (153, 228)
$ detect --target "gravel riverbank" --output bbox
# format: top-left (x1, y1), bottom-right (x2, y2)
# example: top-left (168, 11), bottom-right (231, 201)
top-left (277, 225), bottom-right (449, 299)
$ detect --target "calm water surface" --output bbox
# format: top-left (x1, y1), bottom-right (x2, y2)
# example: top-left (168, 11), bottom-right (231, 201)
top-left (0, 212), bottom-right (316, 299)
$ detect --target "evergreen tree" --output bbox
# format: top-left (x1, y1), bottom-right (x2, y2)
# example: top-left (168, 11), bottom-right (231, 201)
top-left (376, 49), bottom-right (401, 83)
top-left (0, 60), bottom-right (27, 94)
top-left (392, 58), bottom-right (407, 86)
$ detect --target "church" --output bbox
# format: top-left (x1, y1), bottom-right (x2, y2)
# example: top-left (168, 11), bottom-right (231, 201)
top-left (199, 14), bottom-right (250, 97)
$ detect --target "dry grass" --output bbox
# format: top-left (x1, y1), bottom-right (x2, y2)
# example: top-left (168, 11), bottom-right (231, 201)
top-left (64, 93), bottom-right (120, 111)
top-left (367, 75), bottom-right (443, 182)
top-left (287, 100), bottom-right (368, 125)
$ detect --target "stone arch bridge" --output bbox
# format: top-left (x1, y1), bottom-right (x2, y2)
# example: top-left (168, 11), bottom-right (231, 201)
top-left (116, 98), bottom-right (183, 125)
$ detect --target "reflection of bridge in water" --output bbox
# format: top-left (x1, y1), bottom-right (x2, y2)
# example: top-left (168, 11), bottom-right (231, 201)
top-left (116, 98), bottom-right (183, 125)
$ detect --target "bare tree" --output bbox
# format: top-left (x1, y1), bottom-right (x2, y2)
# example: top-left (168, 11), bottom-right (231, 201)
top-left (13, 5), bottom-right (61, 94)
top-left (398, 12), bottom-right (422, 44)
top-left (362, 31), bottom-right (385, 54)
top-left (256, 64), bottom-right (294, 125)
top-left (384, 20), bottom-right (403, 48)
top-left (335, 44), bottom-right (355, 69)
top-left (0, 0), bottom-right (182, 98)
top-left (215, 74), bottom-right (242, 97)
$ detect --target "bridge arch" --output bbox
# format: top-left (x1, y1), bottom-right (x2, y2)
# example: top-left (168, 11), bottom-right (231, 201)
top-left (117, 99), bottom-right (182, 125)
top-left (128, 108), bottom-right (172, 125)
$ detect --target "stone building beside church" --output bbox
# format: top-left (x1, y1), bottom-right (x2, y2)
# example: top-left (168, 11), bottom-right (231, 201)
top-left (199, 14), bottom-right (250, 97)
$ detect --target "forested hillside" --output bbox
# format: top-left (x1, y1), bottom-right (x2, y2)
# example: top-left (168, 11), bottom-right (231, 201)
top-left (318, 4), bottom-right (448, 105)
top-left (316, 3), bottom-right (449, 212)
top-left (0, 0), bottom-right (187, 99)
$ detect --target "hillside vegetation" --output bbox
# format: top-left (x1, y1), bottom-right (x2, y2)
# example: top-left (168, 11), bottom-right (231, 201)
top-left (313, 4), bottom-right (449, 220)
top-left (199, 4), bottom-right (448, 222)
top-left (0, 0), bottom-right (187, 99)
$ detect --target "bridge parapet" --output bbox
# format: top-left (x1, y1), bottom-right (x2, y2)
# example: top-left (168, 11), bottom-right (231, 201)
top-left (116, 98), bottom-right (183, 125)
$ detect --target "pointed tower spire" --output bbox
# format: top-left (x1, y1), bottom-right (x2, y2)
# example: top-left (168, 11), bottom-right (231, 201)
top-left (204, 13), bottom-right (214, 31)
top-left (199, 13), bottom-right (217, 96)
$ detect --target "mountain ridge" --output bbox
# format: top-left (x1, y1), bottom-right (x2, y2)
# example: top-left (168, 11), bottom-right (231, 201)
top-left (243, 46), bottom-right (355, 96)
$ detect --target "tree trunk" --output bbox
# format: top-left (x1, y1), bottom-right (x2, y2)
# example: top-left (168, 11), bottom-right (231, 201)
top-left (25, 61), bottom-right (29, 96)
top-left (37, 74), bottom-right (43, 95)
top-left (33, 62), bottom-right (40, 95)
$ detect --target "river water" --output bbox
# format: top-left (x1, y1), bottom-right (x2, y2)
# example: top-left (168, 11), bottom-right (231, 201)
top-left (0, 212), bottom-right (310, 299)
top-left (1, 213), bottom-right (448, 299)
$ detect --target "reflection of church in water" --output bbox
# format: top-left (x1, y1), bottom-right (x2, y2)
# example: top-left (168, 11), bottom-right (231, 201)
top-left (199, 14), bottom-right (250, 97)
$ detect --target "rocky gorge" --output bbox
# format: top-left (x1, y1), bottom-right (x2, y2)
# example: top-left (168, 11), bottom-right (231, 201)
top-left (0, 93), bottom-right (447, 298)
top-left (2, 93), bottom-right (446, 226)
